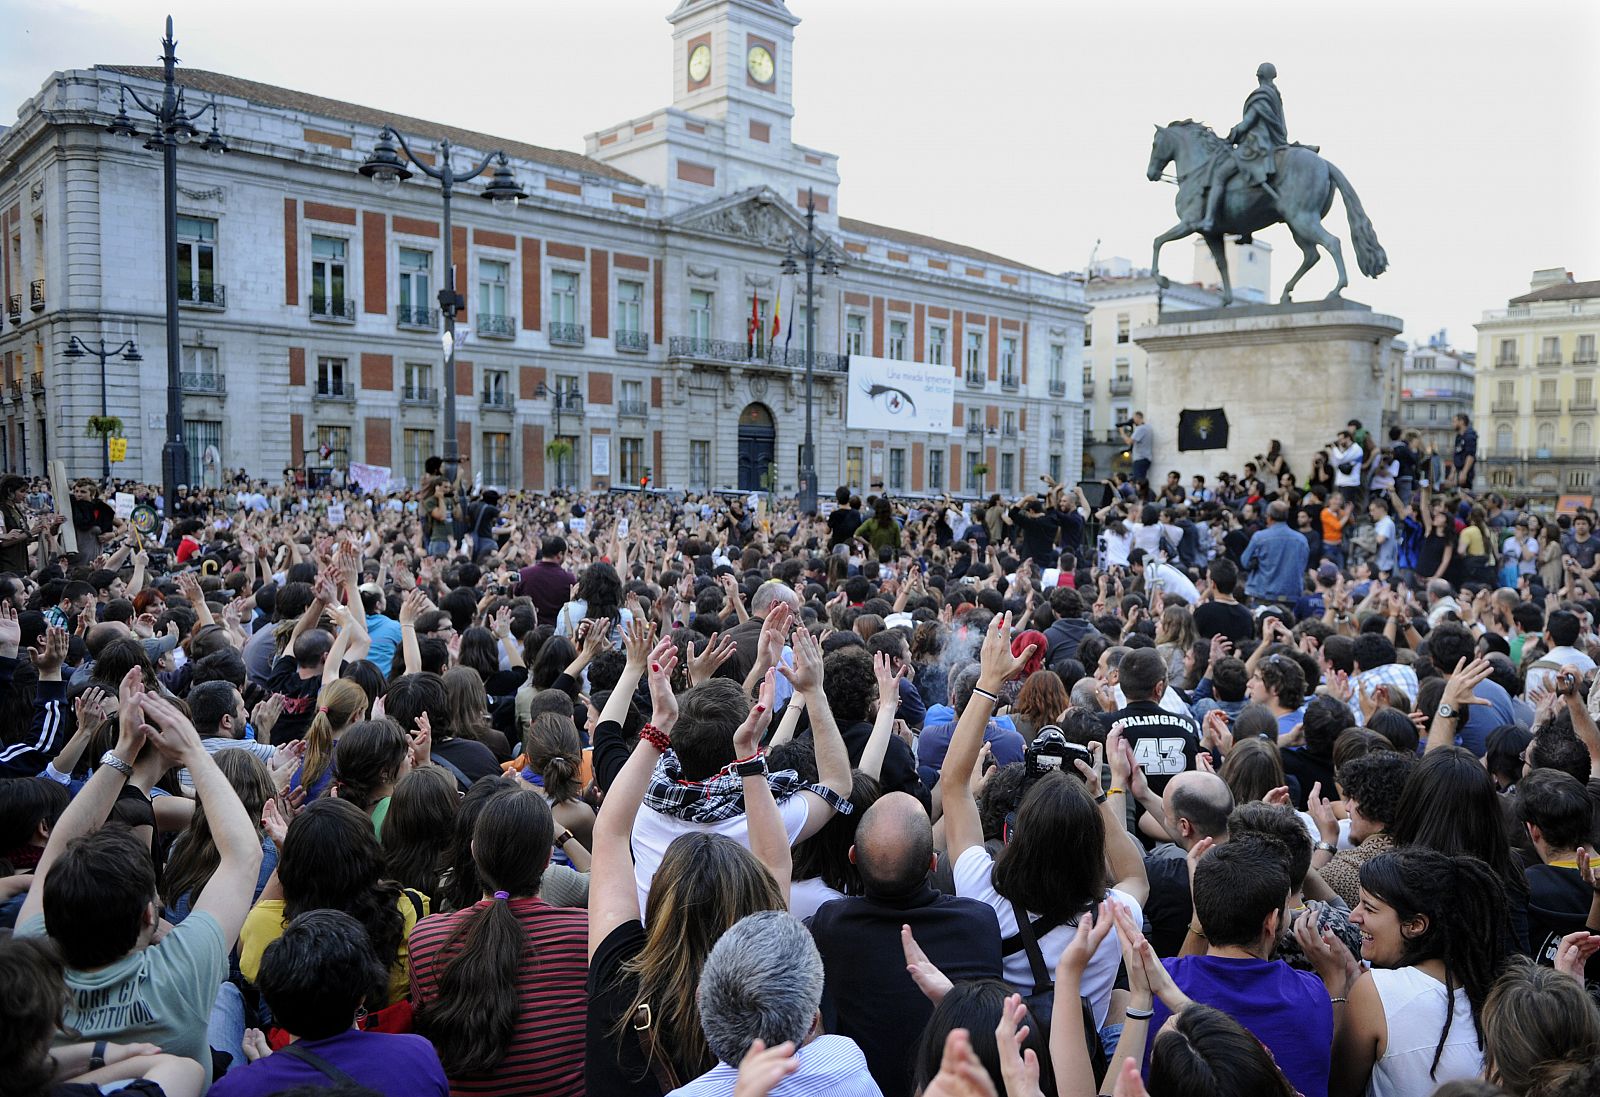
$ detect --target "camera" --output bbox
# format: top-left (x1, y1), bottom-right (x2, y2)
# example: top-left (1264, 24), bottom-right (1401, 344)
top-left (1024, 726), bottom-right (1094, 784)
top-left (1115, 419), bottom-right (1136, 432)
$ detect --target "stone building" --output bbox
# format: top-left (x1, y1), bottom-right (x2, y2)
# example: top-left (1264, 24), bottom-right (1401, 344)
top-left (1397, 331), bottom-right (1475, 459)
top-left (1474, 269), bottom-right (1599, 506)
top-left (0, 0), bottom-right (1087, 494)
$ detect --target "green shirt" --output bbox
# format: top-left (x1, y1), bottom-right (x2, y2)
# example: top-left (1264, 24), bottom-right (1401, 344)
top-left (18, 910), bottom-right (228, 1088)
top-left (371, 795), bottom-right (392, 839)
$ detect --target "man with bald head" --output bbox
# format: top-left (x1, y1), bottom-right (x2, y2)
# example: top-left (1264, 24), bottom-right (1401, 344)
top-left (809, 792), bottom-right (1003, 1097)
top-left (1131, 769), bottom-right (1234, 956)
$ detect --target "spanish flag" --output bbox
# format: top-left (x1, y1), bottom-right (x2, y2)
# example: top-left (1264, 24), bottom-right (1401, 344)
top-left (770, 289), bottom-right (781, 342)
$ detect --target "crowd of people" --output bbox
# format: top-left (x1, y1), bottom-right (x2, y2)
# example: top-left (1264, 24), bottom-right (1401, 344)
top-left (1, 438), bottom-right (1599, 1097)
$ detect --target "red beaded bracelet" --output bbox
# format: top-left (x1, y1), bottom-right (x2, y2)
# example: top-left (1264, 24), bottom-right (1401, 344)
top-left (639, 722), bottom-right (672, 753)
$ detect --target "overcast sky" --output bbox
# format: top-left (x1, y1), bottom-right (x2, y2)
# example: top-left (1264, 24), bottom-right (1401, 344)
top-left (5, 0), bottom-right (1598, 346)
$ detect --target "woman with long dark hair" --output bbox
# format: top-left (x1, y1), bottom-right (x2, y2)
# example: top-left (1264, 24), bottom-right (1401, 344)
top-left (555, 561), bottom-right (630, 642)
top-left (163, 749), bottom-right (277, 923)
top-left (1297, 846), bottom-right (1509, 1097)
top-left (332, 718), bottom-right (413, 837)
top-left (240, 796), bottom-right (428, 1009)
top-left (381, 764), bottom-right (459, 903)
top-left (523, 711), bottom-right (595, 857)
top-left (1390, 746), bottom-right (1530, 953)
top-left (411, 787), bottom-right (588, 1096)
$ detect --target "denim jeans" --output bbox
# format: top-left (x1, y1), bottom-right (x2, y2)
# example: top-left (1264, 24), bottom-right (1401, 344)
top-left (209, 979), bottom-right (246, 1069)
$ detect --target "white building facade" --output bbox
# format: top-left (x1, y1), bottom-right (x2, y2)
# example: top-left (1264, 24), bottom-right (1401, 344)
top-left (1397, 332), bottom-right (1475, 457)
top-left (0, 0), bottom-right (1087, 496)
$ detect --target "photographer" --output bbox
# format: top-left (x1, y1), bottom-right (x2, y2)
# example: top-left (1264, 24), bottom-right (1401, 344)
top-left (1121, 411), bottom-right (1153, 493)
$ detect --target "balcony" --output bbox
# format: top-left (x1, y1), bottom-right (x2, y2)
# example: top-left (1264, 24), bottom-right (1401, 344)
top-left (480, 389), bottom-right (513, 411)
top-left (1495, 355), bottom-right (1519, 368)
top-left (1049, 429), bottom-right (1066, 444)
top-left (310, 296), bottom-right (356, 322)
top-left (1001, 425), bottom-right (1019, 440)
top-left (29, 279), bottom-right (45, 311)
top-left (396, 305), bottom-right (438, 330)
top-left (1571, 397), bottom-right (1598, 413)
top-left (30, 373), bottom-right (44, 393)
top-left (180, 371), bottom-right (226, 394)
top-left (665, 336), bottom-right (849, 373)
top-left (178, 282), bottom-right (226, 310)
top-left (1048, 379), bottom-right (1067, 397)
top-left (401, 385), bottom-right (436, 405)
top-left (1110, 376), bottom-right (1133, 396)
top-left (1000, 371), bottom-right (1020, 392)
top-left (551, 391), bottom-right (585, 418)
top-left (964, 369), bottom-right (986, 389)
top-left (1537, 353), bottom-right (1563, 367)
top-left (6, 380), bottom-right (20, 400)
top-left (477, 313), bottom-right (516, 339)
top-left (1082, 377), bottom-right (1095, 397)
top-left (5, 294), bottom-right (19, 322)
top-left (615, 329), bottom-right (649, 353)
top-left (548, 322), bottom-right (586, 347)
top-left (618, 399), bottom-right (649, 419)
top-left (965, 421), bottom-right (985, 436)
top-left (1533, 398), bottom-right (1561, 414)
top-left (1490, 399), bottom-right (1520, 413)
top-left (314, 380), bottom-right (356, 403)
top-left (1575, 351), bottom-right (1599, 365)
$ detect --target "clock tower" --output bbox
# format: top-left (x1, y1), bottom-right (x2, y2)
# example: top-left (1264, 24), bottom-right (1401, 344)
top-left (586, 0), bottom-right (839, 218)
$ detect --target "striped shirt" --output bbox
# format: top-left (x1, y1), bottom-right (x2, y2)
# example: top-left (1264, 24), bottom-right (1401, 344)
top-left (667, 1034), bottom-right (883, 1097)
top-left (409, 896), bottom-right (589, 1097)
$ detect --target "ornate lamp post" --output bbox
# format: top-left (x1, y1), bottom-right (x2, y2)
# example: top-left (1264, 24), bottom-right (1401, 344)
top-left (358, 128), bottom-right (525, 484)
top-left (105, 16), bottom-right (227, 512)
top-left (781, 189), bottom-right (842, 516)
top-left (62, 336), bottom-right (143, 480)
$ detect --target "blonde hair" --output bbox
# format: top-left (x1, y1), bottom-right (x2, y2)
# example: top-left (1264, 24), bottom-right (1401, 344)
top-left (303, 679), bottom-right (370, 793)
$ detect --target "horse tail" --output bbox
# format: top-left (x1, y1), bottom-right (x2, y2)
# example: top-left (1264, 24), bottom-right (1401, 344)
top-left (1329, 162), bottom-right (1388, 279)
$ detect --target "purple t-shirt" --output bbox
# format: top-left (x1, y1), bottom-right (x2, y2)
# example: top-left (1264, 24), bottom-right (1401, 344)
top-left (1145, 954), bottom-right (1333, 1097)
top-left (208, 1030), bottom-right (448, 1097)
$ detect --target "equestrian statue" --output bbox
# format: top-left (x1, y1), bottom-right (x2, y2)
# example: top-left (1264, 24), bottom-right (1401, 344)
top-left (1146, 62), bottom-right (1388, 305)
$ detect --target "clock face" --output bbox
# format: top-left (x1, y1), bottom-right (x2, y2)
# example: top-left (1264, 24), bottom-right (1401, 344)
top-left (747, 45), bottom-right (775, 84)
top-left (688, 43), bottom-right (711, 82)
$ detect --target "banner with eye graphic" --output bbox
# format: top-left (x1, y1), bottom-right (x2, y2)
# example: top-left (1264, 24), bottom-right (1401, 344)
top-left (846, 354), bottom-right (955, 435)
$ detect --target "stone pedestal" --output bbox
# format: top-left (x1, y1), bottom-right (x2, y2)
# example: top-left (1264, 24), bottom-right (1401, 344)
top-left (1133, 299), bottom-right (1403, 486)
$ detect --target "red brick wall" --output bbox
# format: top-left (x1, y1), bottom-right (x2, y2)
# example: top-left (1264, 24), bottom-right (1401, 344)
top-left (522, 423), bottom-right (544, 488)
top-left (362, 211), bottom-right (386, 315)
top-left (871, 297), bottom-right (885, 357)
top-left (303, 202), bottom-right (356, 225)
top-left (452, 226), bottom-right (467, 321)
top-left (588, 370), bottom-right (613, 405)
top-left (653, 430), bottom-right (662, 481)
top-left (950, 443), bottom-right (962, 488)
top-left (521, 237), bottom-right (541, 331)
top-left (986, 446), bottom-right (997, 491)
top-left (590, 251), bottom-right (610, 338)
top-left (364, 417), bottom-right (392, 466)
top-left (1022, 322), bottom-right (1030, 384)
top-left (288, 347), bottom-right (305, 387)
top-left (291, 414), bottom-right (304, 460)
top-left (360, 353), bottom-right (392, 391)
top-left (914, 303), bottom-right (926, 361)
top-left (456, 423), bottom-right (472, 463)
top-left (473, 229), bottom-right (514, 250)
top-left (547, 242), bottom-right (585, 262)
top-left (392, 215), bottom-right (438, 238)
top-left (283, 199), bottom-right (298, 305)
top-left (988, 317), bottom-right (1000, 381)
top-left (912, 441), bottom-right (925, 491)
top-left (651, 376), bottom-right (662, 407)
top-left (653, 259), bottom-right (663, 345)
top-left (455, 360), bottom-right (474, 397)
top-left (952, 313), bottom-right (964, 373)
top-left (614, 253), bottom-right (649, 272)
top-left (519, 364), bottom-right (547, 400)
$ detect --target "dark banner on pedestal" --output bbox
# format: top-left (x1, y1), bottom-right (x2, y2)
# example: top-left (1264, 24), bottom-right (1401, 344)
top-left (1177, 408), bottom-right (1229, 451)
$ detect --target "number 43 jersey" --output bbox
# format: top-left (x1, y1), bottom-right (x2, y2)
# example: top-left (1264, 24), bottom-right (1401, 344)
top-left (1099, 701), bottom-right (1202, 797)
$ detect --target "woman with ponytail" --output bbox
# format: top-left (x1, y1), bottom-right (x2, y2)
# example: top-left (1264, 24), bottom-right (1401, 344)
top-left (1296, 846), bottom-right (1509, 1097)
top-left (523, 711), bottom-right (595, 858)
top-left (410, 786), bottom-right (588, 1096)
top-left (293, 678), bottom-right (369, 800)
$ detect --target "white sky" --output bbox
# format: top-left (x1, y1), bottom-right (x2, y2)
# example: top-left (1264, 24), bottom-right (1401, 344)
top-left (4, 0), bottom-right (1598, 347)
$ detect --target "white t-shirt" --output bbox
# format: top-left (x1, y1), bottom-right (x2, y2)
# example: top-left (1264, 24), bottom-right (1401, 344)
top-left (1147, 561), bottom-right (1200, 606)
top-left (630, 795), bottom-right (813, 918)
top-left (1525, 647), bottom-right (1599, 698)
top-left (952, 845), bottom-right (1142, 1026)
top-left (789, 877), bottom-right (846, 922)
top-left (1099, 528), bottom-right (1133, 569)
top-left (1367, 966), bottom-right (1484, 1097)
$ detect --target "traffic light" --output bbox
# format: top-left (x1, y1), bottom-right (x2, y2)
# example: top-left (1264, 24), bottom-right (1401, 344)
top-left (639, 467), bottom-right (652, 489)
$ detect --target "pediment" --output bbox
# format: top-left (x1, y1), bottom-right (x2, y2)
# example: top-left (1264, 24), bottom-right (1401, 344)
top-left (668, 186), bottom-right (831, 250)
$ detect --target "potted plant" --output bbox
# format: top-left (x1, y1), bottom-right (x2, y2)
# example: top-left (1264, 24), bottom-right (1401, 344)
top-left (86, 415), bottom-right (124, 440)
top-left (971, 462), bottom-right (989, 478)
top-left (545, 438), bottom-right (573, 487)
top-left (760, 460), bottom-right (779, 493)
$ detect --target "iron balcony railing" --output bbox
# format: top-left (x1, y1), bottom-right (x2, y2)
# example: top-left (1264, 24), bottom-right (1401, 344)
top-left (964, 369), bottom-right (986, 388)
top-left (480, 390), bottom-right (513, 409)
top-left (1001, 425), bottom-right (1019, 439)
top-left (1082, 377), bottom-right (1096, 396)
top-left (180, 371), bottom-right (225, 394)
top-left (314, 380), bottom-right (356, 401)
top-left (1110, 377), bottom-right (1133, 396)
top-left (401, 385), bottom-right (436, 405)
top-left (310, 296), bottom-right (357, 321)
top-left (178, 282), bottom-right (225, 308)
top-left (615, 329), bottom-right (650, 353)
top-left (1537, 353), bottom-right (1563, 366)
top-left (1049, 380), bottom-right (1067, 397)
top-left (1049, 429), bottom-right (1066, 443)
top-left (1574, 351), bottom-right (1599, 364)
top-left (5, 294), bottom-right (20, 320)
top-left (1495, 355), bottom-right (1519, 368)
top-left (1000, 371), bottom-right (1020, 391)
top-left (665, 336), bottom-right (848, 372)
top-left (30, 279), bottom-right (45, 310)
top-left (477, 314), bottom-right (516, 339)
top-left (618, 399), bottom-right (649, 418)
top-left (396, 305), bottom-right (438, 329)
top-left (1571, 397), bottom-right (1598, 413)
top-left (965, 421), bottom-right (986, 436)
top-left (1490, 399), bottom-right (1520, 413)
top-left (548, 322), bottom-right (586, 347)
top-left (1533, 399), bottom-right (1561, 413)
top-left (551, 391), bottom-right (585, 417)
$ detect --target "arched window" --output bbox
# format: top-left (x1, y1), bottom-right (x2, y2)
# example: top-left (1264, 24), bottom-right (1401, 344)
top-left (1537, 422), bottom-right (1556, 450)
top-left (1495, 423), bottom-right (1513, 452)
top-left (1575, 420), bottom-right (1593, 454)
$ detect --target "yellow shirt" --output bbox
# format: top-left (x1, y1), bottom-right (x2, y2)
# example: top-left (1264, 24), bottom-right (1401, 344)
top-left (1458, 525), bottom-right (1486, 556)
top-left (239, 891), bottom-right (429, 1007)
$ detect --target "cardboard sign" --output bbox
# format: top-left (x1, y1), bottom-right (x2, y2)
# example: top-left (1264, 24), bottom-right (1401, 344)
top-left (327, 503), bottom-right (346, 526)
top-left (617, 517), bottom-right (630, 539)
top-left (569, 516), bottom-right (588, 534)
top-left (113, 492), bottom-right (137, 520)
top-left (108, 438), bottom-right (128, 463)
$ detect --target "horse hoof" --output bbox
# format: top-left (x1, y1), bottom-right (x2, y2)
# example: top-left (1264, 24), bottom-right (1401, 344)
top-left (1278, 294), bottom-right (1294, 305)
top-left (1324, 291), bottom-right (1344, 302)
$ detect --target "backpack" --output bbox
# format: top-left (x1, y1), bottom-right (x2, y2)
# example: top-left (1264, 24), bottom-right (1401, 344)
top-left (1000, 909), bottom-right (1107, 1079)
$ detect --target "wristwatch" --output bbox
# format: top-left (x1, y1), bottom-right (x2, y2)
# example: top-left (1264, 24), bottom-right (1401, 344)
top-left (89, 1040), bottom-right (107, 1071)
top-left (1314, 840), bottom-right (1336, 855)
top-left (1437, 703), bottom-right (1459, 721)
top-left (98, 750), bottom-right (134, 778)
top-left (553, 830), bottom-right (575, 848)
top-left (734, 754), bottom-right (768, 778)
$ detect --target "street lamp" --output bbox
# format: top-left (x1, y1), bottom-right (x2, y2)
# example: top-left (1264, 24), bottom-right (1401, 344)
top-left (105, 16), bottom-right (227, 514)
top-left (780, 188), bottom-right (843, 516)
top-left (62, 336), bottom-right (143, 481)
top-left (359, 127), bottom-right (525, 485)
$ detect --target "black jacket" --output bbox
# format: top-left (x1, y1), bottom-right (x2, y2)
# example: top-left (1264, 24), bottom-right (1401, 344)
top-left (1044, 615), bottom-right (1095, 669)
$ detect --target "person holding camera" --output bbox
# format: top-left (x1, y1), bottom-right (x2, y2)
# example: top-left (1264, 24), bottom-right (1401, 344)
top-left (1328, 430), bottom-right (1364, 501)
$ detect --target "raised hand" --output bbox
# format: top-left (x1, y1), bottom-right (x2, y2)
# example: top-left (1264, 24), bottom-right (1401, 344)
top-left (732, 1040), bottom-right (799, 1097)
top-left (622, 618), bottom-right (656, 673)
top-left (32, 625), bottom-right (68, 676)
top-left (407, 711), bottom-right (432, 768)
top-left (688, 631), bottom-right (739, 686)
top-left (1307, 781), bottom-right (1340, 845)
top-left (977, 612), bottom-right (1034, 689)
top-left (1552, 930), bottom-right (1600, 987)
top-left (733, 668), bottom-right (777, 758)
top-left (901, 924), bottom-right (954, 1003)
top-left (647, 638), bottom-right (681, 734)
top-left (138, 693), bottom-right (205, 765)
top-left (874, 651), bottom-right (901, 713)
top-left (778, 625), bottom-right (823, 694)
top-left (993, 993), bottom-right (1040, 1097)
top-left (1056, 899), bottom-right (1115, 985)
top-left (1201, 708), bottom-right (1234, 754)
top-left (1441, 656), bottom-right (1493, 710)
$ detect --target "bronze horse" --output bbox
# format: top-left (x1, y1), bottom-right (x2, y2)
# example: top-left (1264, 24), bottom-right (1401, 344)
top-left (1146, 120), bottom-right (1387, 304)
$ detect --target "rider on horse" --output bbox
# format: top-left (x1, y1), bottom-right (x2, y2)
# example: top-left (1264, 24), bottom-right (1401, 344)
top-left (1196, 62), bottom-right (1293, 234)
